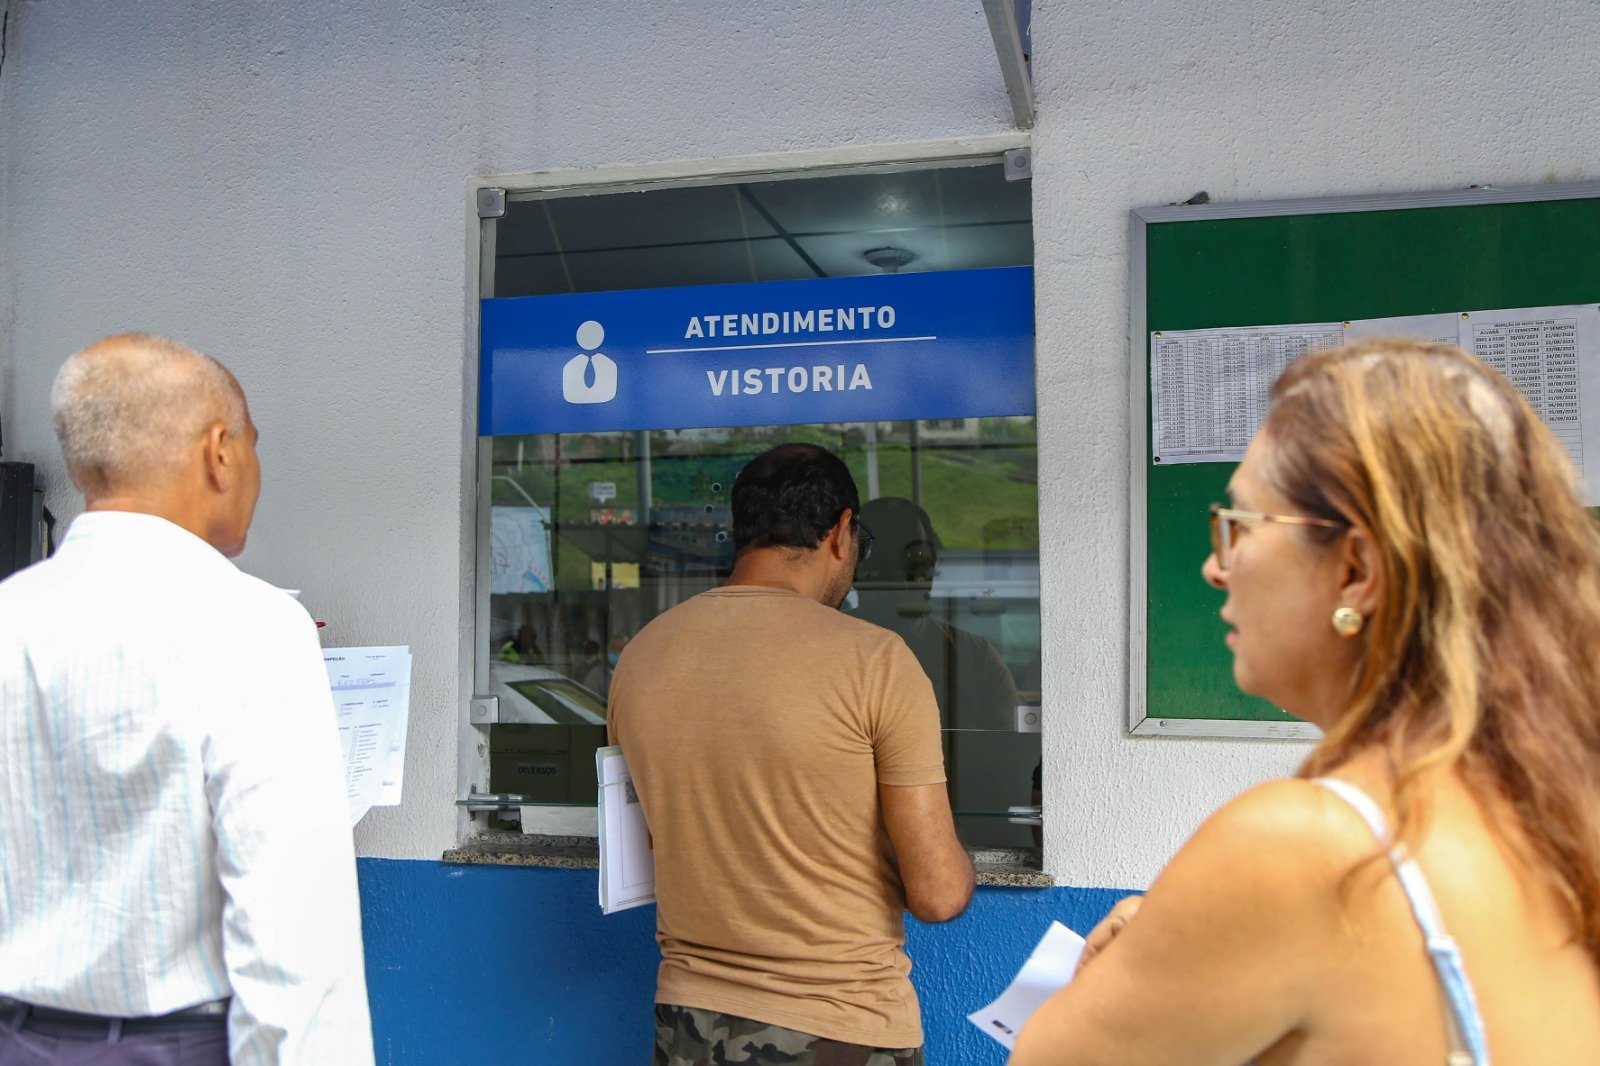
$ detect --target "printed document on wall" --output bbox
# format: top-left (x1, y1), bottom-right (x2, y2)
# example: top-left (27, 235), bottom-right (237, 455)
top-left (324, 646), bottom-right (413, 826)
top-left (597, 745), bottom-right (656, 914)
top-left (1460, 304), bottom-right (1599, 504)
top-left (1348, 303), bottom-right (1600, 503)
top-left (1149, 303), bottom-right (1600, 503)
top-left (1149, 322), bottom-right (1343, 465)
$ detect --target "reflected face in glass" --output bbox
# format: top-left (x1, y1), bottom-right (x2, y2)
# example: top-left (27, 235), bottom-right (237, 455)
top-left (899, 540), bottom-right (936, 584)
top-left (853, 498), bottom-right (939, 588)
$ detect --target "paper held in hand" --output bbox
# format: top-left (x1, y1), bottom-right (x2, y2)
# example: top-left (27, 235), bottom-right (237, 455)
top-left (968, 921), bottom-right (1086, 1050)
top-left (324, 645), bottom-right (412, 827)
top-left (597, 745), bottom-right (657, 914)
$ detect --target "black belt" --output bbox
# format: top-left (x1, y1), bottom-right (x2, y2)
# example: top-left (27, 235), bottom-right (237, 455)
top-left (0, 995), bottom-right (229, 1037)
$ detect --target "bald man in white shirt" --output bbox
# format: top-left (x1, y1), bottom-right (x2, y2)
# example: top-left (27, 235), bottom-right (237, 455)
top-left (0, 334), bottom-right (374, 1065)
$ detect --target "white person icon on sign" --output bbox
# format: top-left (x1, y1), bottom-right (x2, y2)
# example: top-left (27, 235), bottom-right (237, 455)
top-left (562, 319), bottom-right (618, 405)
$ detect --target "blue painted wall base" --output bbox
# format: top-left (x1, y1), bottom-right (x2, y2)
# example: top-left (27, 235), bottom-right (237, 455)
top-left (358, 858), bottom-right (1129, 1066)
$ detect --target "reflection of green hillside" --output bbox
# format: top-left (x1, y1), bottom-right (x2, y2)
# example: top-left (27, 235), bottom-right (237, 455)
top-left (838, 447), bottom-right (1038, 550)
top-left (489, 420), bottom-right (1039, 588)
top-left (649, 455), bottom-right (750, 503)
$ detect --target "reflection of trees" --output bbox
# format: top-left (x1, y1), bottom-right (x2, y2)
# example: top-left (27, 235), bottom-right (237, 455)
top-left (489, 419), bottom-right (1040, 549)
top-left (486, 421), bottom-right (1042, 655)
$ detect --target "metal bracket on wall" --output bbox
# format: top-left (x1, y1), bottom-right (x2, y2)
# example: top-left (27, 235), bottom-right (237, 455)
top-left (982, 0), bottom-right (1035, 130)
top-left (476, 187), bottom-right (506, 219)
top-left (1004, 147), bottom-right (1032, 182)
top-left (469, 694), bottom-right (500, 725)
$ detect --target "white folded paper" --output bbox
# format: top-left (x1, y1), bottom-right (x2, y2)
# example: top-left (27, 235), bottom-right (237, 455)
top-left (597, 745), bottom-right (656, 914)
top-left (968, 920), bottom-right (1086, 1050)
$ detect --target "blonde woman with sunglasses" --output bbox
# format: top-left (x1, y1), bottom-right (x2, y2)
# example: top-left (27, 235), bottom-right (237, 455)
top-left (1012, 340), bottom-right (1600, 1065)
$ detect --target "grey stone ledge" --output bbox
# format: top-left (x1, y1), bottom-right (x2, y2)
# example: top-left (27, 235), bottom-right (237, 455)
top-left (444, 832), bottom-right (1052, 888)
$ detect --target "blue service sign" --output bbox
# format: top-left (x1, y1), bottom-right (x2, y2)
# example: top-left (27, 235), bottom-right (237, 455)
top-left (479, 266), bottom-right (1034, 436)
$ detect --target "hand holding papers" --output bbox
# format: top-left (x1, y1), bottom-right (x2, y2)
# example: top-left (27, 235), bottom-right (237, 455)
top-left (597, 745), bottom-right (656, 914)
top-left (324, 646), bottom-right (413, 826)
top-left (968, 921), bottom-right (1086, 1050)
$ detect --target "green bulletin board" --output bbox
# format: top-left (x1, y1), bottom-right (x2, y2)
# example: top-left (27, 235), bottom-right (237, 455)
top-left (1128, 183), bottom-right (1600, 737)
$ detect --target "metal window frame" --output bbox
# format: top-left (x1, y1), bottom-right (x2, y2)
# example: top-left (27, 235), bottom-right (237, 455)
top-left (1126, 179), bottom-right (1600, 740)
top-left (458, 132), bottom-right (1031, 834)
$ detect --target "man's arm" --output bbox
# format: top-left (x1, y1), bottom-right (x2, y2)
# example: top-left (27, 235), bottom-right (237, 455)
top-left (880, 782), bottom-right (974, 922)
top-left (870, 636), bottom-right (975, 923)
top-left (204, 595), bottom-right (375, 1066)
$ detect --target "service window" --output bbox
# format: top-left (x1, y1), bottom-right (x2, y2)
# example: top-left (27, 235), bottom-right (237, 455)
top-left (474, 158), bottom-right (1040, 849)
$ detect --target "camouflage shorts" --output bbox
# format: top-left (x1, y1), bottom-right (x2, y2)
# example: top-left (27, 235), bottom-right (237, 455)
top-left (653, 1004), bottom-right (924, 1066)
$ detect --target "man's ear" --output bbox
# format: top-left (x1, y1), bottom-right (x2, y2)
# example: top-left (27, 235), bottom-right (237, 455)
top-left (1339, 524), bottom-right (1384, 618)
top-left (828, 508), bottom-right (855, 561)
top-left (199, 422), bottom-right (232, 493)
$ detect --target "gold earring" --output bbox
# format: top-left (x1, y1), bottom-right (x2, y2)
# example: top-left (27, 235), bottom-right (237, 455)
top-left (1332, 606), bottom-right (1364, 638)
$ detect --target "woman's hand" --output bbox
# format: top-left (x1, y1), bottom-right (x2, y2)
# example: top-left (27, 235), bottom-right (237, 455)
top-left (1076, 895), bottom-right (1143, 974)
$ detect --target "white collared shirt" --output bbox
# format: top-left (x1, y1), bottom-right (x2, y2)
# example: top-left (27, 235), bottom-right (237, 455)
top-left (0, 512), bottom-right (374, 1065)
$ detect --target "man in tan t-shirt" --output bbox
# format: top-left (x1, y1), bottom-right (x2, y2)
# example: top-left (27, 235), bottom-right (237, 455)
top-left (610, 443), bottom-right (975, 1066)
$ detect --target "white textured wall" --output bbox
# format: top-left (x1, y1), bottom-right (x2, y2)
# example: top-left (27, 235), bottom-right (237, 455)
top-left (3, 0), bottom-right (1596, 883)
top-left (0, 0), bottom-right (1011, 860)
top-left (1030, 0), bottom-right (1600, 886)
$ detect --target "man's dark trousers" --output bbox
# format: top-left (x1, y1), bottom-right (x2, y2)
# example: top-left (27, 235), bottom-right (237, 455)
top-left (0, 1002), bottom-right (227, 1065)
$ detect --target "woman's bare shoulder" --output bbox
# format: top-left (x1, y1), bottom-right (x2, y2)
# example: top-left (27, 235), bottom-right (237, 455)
top-left (1158, 778), bottom-right (1385, 903)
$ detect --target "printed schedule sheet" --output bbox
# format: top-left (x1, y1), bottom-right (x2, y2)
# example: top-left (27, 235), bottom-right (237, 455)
top-left (324, 645), bottom-right (413, 826)
top-left (1149, 303), bottom-right (1600, 504)
top-left (1151, 323), bottom-right (1342, 463)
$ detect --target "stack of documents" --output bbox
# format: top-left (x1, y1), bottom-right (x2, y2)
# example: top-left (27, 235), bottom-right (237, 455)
top-left (596, 745), bottom-right (656, 914)
top-left (324, 646), bottom-right (413, 826)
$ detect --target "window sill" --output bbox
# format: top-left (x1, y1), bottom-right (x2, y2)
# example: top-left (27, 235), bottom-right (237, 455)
top-left (443, 832), bottom-right (1052, 888)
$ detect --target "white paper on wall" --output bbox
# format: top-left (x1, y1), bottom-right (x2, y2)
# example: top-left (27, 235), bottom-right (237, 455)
top-left (1460, 304), bottom-right (1599, 502)
top-left (1150, 322), bottom-right (1343, 465)
top-left (1149, 302), bottom-right (1600, 504)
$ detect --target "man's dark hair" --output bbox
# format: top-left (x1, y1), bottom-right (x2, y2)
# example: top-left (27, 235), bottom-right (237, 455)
top-left (731, 443), bottom-right (860, 556)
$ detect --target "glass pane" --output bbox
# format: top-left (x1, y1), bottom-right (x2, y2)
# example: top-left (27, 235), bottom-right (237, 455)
top-left (495, 162), bottom-right (1031, 298)
top-left (506, 679), bottom-right (606, 724)
top-left (484, 160), bottom-right (1038, 848)
top-left (486, 419), bottom-right (1040, 846)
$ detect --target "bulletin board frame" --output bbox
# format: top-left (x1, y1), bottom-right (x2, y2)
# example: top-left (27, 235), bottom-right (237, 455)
top-left (1127, 179), bottom-right (1600, 739)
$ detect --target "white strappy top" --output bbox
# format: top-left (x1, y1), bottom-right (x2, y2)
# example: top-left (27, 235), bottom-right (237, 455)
top-left (1312, 778), bottom-right (1490, 1066)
